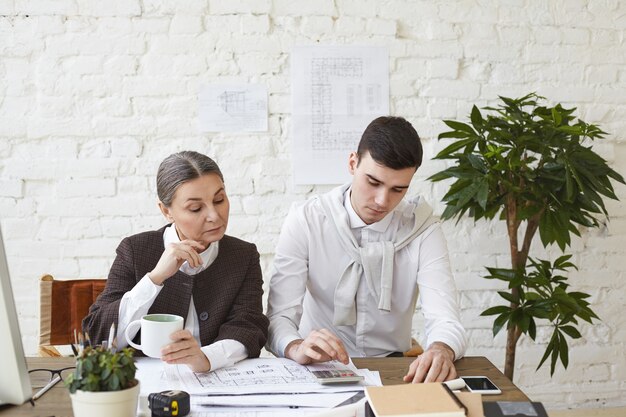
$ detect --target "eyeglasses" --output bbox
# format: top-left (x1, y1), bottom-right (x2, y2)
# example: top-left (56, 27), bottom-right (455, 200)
top-left (28, 367), bottom-right (76, 401)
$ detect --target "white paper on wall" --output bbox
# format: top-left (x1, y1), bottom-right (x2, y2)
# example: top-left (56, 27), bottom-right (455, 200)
top-left (198, 83), bottom-right (268, 132)
top-left (291, 45), bottom-right (389, 185)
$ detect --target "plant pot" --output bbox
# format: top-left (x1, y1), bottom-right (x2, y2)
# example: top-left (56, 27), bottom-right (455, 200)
top-left (69, 382), bottom-right (140, 417)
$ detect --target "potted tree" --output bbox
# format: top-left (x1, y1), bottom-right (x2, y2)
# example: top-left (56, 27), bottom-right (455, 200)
top-left (429, 93), bottom-right (624, 380)
top-left (65, 345), bottom-right (139, 417)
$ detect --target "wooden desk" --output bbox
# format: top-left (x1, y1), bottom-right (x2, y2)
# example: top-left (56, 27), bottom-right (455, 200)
top-left (353, 356), bottom-right (529, 402)
top-left (0, 356), bottom-right (528, 416)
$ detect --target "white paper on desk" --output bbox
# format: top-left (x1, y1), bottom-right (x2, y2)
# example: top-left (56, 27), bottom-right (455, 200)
top-left (291, 45), bottom-right (389, 185)
top-left (198, 83), bottom-right (267, 132)
top-left (191, 408), bottom-right (319, 416)
top-left (191, 392), bottom-right (357, 408)
top-left (190, 399), bottom-right (365, 417)
top-left (135, 357), bottom-right (184, 396)
top-left (175, 358), bottom-right (368, 395)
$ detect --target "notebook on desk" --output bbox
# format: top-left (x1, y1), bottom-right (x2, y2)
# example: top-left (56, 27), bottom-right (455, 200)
top-left (364, 383), bottom-right (483, 417)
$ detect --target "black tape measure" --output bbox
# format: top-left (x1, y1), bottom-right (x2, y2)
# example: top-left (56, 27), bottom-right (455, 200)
top-left (148, 390), bottom-right (190, 417)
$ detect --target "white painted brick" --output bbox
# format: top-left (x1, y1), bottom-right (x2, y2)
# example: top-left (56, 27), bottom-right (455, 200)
top-left (78, 0), bottom-right (141, 17)
top-left (14, 0), bottom-right (76, 15)
top-left (405, 41), bottom-right (463, 59)
top-left (421, 79), bottom-right (480, 100)
top-left (237, 53), bottom-right (284, 75)
top-left (61, 56), bottom-right (104, 75)
top-left (425, 21), bottom-right (458, 41)
top-left (209, 0), bottom-right (270, 15)
top-left (334, 16), bottom-right (366, 35)
top-left (122, 76), bottom-right (189, 96)
top-left (0, 180), bottom-right (24, 197)
top-left (299, 16), bottom-right (333, 35)
top-left (273, 0), bottom-right (335, 16)
top-left (498, 25), bottom-right (530, 44)
top-left (1, 217), bottom-right (39, 239)
top-left (94, 17), bottom-right (133, 36)
top-left (428, 59), bottom-right (459, 79)
top-left (104, 55), bottom-right (138, 75)
top-left (366, 18), bottom-right (396, 36)
top-left (227, 215), bottom-right (258, 236)
top-left (110, 137), bottom-right (143, 158)
top-left (132, 17), bottom-right (171, 33)
top-left (378, 0), bottom-right (438, 21)
top-left (0, 1), bottom-right (14, 14)
top-left (336, 0), bottom-right (376, 16)
top-left (170, 15), bottom-right (203, 34)
top-left (391, 97), bottom-right (427, 119)
top-left (99, 217), bottom-right (133, 237)
top-left (57, 178), bottom-right (116, 198)
top-left (77, 258), bottom-right (112, 278)
top-left (532, 26), bottom-right (561, 44)
top-left (0, 197), bottom-right (36, 217)
top-left (465, 41), bottom-right (524, 62)
top-left (590, 29), bottom-right (619, 46)
top-left (240, 15), bottom-right (270, 34)
top-left (461, 23), bottom-right (497, 40)
top-left (561, 27), bottom-right (590, 45)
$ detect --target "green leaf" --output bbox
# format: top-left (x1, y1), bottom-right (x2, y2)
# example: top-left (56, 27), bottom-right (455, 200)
top-left (560, 325), bottom-right (582, 339)
top-left (476, 180), bottom-right (489, 209)
top-left (482, 305), bottom-right (511, 316)
top-left (443, 120), bottom-right (477, 135)
top-left (434, 138), bottom-right (477, 158)
top-left (492, 313), bottom-right (509, 336)
top-left (558, 332), bottom-right (569, 369)
top-left (471, 105), bottom-right (483, 128)
top-left (551, 107), bottom-right (562, 125)
top-left (497, 291), bottom-right (519, 304)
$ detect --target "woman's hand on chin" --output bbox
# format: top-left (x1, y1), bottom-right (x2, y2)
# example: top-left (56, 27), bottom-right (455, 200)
top-left (148, 240), bottom-right (205, 285)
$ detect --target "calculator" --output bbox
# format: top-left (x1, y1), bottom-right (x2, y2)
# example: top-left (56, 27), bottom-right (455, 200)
top-left (311, 369), bottom-right (364, 384)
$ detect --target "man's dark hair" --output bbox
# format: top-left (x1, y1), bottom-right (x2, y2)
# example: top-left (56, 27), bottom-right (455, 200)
top-left (356, 116), bottom-right (423, 170)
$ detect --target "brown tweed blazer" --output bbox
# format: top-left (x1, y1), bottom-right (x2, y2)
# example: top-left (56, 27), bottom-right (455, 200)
top-left (82, 226), bottom-right (269, 358)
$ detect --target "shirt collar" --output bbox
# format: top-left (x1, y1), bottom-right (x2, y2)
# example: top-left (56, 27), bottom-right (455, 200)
top-left (163, 224), bottom-right (219, 274)
top-left (343, 187), bottom-right (394, 233)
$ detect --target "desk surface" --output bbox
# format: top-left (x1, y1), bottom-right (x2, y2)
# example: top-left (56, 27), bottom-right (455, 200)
top-left (0, 356), bottom-right (528, 416)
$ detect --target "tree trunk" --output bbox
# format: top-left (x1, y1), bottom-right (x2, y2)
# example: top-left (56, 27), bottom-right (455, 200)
top-left (503, 207), bottom-right (540, 380)
top-left (504, 322), bottom-right (522, 379)
top-left (504, 194), bottom-right (522, 380)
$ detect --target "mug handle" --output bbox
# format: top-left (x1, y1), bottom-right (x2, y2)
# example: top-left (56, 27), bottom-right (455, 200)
top-left (124, 320), bottom-right (142, 350)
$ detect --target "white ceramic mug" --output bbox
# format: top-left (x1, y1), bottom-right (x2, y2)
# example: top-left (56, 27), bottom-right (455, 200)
top-left (124, 314), bottom-right (183, 358)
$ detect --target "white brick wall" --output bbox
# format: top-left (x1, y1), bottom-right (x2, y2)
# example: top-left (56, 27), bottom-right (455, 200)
top-left (1, 0), bottom-right (625, 409)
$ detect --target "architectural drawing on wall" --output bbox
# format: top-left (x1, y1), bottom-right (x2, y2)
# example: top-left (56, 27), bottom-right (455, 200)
top-left (198, 83), bottom-right (267, 132)
top-left (292, 45), bottom-right (389, 184)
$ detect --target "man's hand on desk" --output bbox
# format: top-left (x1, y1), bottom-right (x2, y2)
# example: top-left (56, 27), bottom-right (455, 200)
top-left (403, 341), bottom-right (457, 383)
top-left (284, 329), bottom-right (349, 365)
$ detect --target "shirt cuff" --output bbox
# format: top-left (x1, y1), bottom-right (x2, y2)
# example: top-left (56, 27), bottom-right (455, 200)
top-left (275, 334), bottom-right (303, 359)
top-left (201, 339), bottom-right (248, 371)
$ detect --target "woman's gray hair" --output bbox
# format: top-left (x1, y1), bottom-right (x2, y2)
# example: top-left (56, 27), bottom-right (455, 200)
top-left (156, 151), bottom-right (224, 207)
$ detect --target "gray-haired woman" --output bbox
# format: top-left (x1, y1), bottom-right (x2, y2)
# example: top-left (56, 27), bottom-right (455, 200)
top-left (83, 151), bottom-right (268, 372)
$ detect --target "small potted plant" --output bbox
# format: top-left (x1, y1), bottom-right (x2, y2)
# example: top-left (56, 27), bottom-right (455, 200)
top-left (65, 346), bottom-right (139, 417)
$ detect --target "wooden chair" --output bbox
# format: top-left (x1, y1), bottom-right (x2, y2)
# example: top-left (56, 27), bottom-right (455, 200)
top-left (39, 274), bottom-right (106, 356)
top-left (404, 338), bottom-right (424, 357)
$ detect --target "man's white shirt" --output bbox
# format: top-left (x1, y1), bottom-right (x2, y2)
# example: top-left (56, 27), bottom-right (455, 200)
top-left (116, 224), bottom-right (247, 370)
top-left (267, 188), bottom-right (467, 359)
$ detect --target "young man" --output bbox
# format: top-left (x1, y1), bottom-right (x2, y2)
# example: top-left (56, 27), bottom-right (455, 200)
top-left (267, 116), bottom-right (466, 383)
